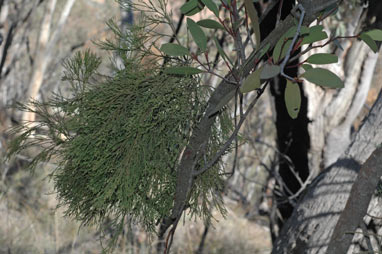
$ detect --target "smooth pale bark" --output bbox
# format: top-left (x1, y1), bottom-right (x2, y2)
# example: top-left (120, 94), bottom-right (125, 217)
top-left (304, 4), bottom-right (377, 177)
top-left (23, 0), bottom-right (75, 123)
top-left (272, 91), bottom-right (382, 254)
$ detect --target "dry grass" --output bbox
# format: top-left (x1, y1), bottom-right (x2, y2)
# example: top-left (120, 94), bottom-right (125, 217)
top-left (172, 203), bottom-right (271, 254)
top-left (0, 165), bottom-right (271, 254)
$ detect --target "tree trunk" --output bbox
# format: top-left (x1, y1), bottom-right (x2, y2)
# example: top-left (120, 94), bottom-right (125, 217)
top-left (272, 1), bottom-right (382, 251)
top-left (22, 0), bottom-right (75, 123)
top-left (272, 90), bottom-right (382, 253)
top-left (304, 1), bottom-right (381, 178)
top-left (326, 146), bottom-right (382, 254)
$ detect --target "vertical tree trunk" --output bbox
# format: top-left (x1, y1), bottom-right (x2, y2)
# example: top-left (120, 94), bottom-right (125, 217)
top-left (273, 90), bottom-right (382, 254)
top-left (22, 0), bottom-right (75, 123)
top-left (272, 1), bottom-right (382, 252)
top-left (304, 2), bottom-right (380, 178)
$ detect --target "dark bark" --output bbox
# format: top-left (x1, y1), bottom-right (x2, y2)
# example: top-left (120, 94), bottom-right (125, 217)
top-left (258, 0), bottom-right (311, 228)
top-left (0, 23), bottom-right (15, 78)
top-left (365, 0), bottom-right (382, 30)
top-left (270, 65), bottom-right (310, 226)
top-left (196, 222), bottom-right (210, 254)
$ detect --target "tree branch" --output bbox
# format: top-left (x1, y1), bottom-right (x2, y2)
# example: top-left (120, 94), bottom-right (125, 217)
top-left (326, 145), bottom-right (382, 254)
top-left (162, 0), bottom-right (341, 251)
top-left (272, 90), bottom-right (382, 253)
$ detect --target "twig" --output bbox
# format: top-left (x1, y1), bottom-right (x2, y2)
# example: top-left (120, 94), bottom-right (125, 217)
top-left (227, 91), bottom-right (239, 178)
top-left (276, 0), bottom-right (284, 27)
top-left (161, 11), bottom-right (185, 67)
top-left (195, 218), bottom-right (211, 254)
top-left (212, 33), bottom-right (227, 69)
top-left (366, 213), bottom-right (382, 220)
top-left (169, 13), bottom-right (184, 44)
top-left (193, 55), bottom-right (238, 85)
top-left (345, 231), bottom-right (382, 239)
top-left (288, 34), bottom-right (359, 63)
top-left (280, 4), bottom-right (305, 81)
top-left (163, 226), bottom-right (175, 254)
top-left (232, 0), bottom-right (246, 64)
top-left (194, 82), bottom-right (268, 177)
top-left (360, 221), bottom-right (374, 253)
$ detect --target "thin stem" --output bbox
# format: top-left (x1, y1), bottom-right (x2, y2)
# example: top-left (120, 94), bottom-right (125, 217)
top-left (194, 82), bottom-right (269, 177)
top-left (232, 0), bottom-right (246, 65)
top-left (289, 34), bottom-right (359, 63)
top-left (280, 4), bottom-right (305, 81)
top-left (276, 0), bottom-right (284, 27)
top-left (193, 55), bottom-right (238, 85)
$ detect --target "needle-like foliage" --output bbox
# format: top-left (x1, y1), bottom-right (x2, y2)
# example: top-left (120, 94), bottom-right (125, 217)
top-left (7, 0), bottom-right (233, 250)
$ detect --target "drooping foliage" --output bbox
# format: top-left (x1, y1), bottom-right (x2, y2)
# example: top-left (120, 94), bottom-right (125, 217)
top-left (7, 1), bottom-right (233, 248)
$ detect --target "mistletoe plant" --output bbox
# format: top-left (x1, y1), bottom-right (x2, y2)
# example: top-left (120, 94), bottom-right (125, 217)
top-left (7, 1), bottom-right (232, 251)
top-left (6, 0), bottom-right (382, 253)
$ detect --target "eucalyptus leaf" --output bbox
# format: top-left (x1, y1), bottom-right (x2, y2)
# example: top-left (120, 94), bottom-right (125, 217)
top-left (240, 67), bottom-right (262, 93)
top-left (280, 40), bottom-right (293, 62)
top-left (160, 43), bottom-right (189, 56)
top-left (256, 43), bottom-right (270, 60)
top-left (180, 0), bottom-right (204, 16)
top-left (285, 25), bottom-right (310, 38)
top-left (197, 19), bottom-right (224, 30)
top-left (164, 66), bottom-right (203, 75)
top-left (185, 8), bottom-right (203, 16)
top-left (360, 33), bottom-right (378, 53)
top-left (301, 64), bottom-right (313, 71)
top-left (306, 53), bottom-right (338, 64)
top-left (284, 80), bottom-right (301, 119)
top-left (273, 27), bottom-right (297, 63)
top-left (273, 37), bottom-right (284, 63)
top-left (201, 0), bottom-right (219, 17)
top-left (302, 25), bottom-right (328, 45)
top-left (302, 68), bottom-right (344, 88)
top-left (365, 29), bottom-right (382, 41)
top-left (187, 18), bottom-right (207, 52)
top-left (213, 36), bottom-right (233, 66)
top-left (244, 0), bottom-right (260, 46)
top-left (310, 25), bottom-right (324, 33)
top-left (180, 0), bottom-right (198, 13)
top-left (260, 64), bottom-right (280, 79)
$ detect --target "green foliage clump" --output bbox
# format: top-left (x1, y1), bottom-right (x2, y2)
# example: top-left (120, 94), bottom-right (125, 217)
top-left (7, 2), bottom-right (234, 248)
top-left (58, 55), bottom-right (202, 231)
top-left (8, 50), bottom-right (231, 240)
